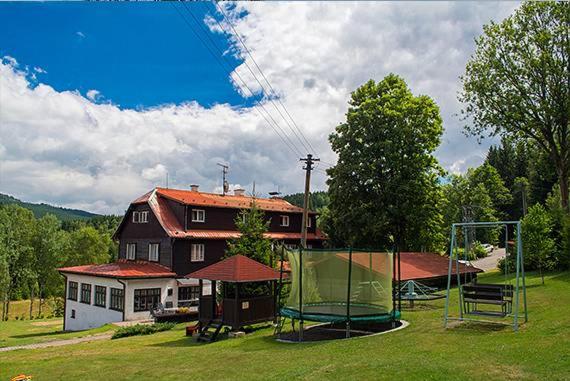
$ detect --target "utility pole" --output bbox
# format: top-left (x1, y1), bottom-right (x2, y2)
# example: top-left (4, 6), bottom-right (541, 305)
top-left (217, 163), bottom-right (229, 195)
top-left (300, 154), bottom-right (319, 248)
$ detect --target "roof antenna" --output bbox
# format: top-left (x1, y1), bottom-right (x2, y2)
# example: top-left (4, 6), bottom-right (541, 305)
top-left (217, 163), bottom-right (229, 195)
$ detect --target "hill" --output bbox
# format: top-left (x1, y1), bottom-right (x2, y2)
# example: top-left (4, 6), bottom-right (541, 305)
top-left (282, 191), bottom-right (329, 210)
top-left (0, 193), bottom-right (99, 221)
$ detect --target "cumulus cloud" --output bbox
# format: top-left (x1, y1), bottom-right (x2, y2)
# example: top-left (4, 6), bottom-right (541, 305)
top-left (0, 2), bottom-right (519, 214)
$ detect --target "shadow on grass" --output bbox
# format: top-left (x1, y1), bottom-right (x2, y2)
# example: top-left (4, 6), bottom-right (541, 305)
top-left (148, 336), bottom-right (204, 348)
top-left (401, 303), bottom-right (442, 311)
top-left (446, 321), bottom-right (510, 334)
top-left (10, 330), bottom-right (65, 339)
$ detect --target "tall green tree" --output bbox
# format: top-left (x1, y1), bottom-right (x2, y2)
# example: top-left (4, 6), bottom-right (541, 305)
top-left (64, 226), bottom-right (109, 266)
top-left (522, 204), bottom-right (556, 284)
top-left (32, 214), bottom-right (68, 314)
top-left (226, 202), bottom-right (273, 266)
top-left (0, 205), bottom-right (35, 320)
top-left (468, 163), bottom-right (512, 218)
top-left (326, 74), bottom-right (444, 251)
top-left (460, 2), bottom-right (570, 210)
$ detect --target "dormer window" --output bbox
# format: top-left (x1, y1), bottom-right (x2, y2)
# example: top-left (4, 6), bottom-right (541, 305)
top-left (280, 215), bottom-right (289, 227)
top-left (132, 211), bottom-right (148, 223)
top-left (192, 209), bottom-right (205, 223)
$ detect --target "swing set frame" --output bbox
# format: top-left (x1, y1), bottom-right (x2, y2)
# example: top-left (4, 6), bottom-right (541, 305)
top-left (443, 221), bottom-right (528, 331)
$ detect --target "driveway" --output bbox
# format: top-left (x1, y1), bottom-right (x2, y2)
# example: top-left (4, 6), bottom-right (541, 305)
top-left (471, 248), bottom-right (506, 272)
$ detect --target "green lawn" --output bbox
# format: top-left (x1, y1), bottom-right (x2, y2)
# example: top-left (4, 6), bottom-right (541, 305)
top-left (0, 318), bottom-right (115, 348)
top-left (1, 271), bottom-right (569, 381)
top-left (3, 299), bottom-right (55, 320)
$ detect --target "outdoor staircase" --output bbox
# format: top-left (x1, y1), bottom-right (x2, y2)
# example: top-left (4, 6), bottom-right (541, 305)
top-left (351, 281), bottom-right (387, 301)
top-left (197, 319), bottom-right (224, 343)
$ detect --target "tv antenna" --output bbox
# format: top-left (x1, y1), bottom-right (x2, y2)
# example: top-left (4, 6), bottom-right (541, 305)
top-left (217, 163), bottom-right (229, 195)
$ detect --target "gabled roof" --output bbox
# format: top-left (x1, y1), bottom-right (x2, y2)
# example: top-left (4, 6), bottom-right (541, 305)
top-left (113, 187), bottom-right (327, 241)
top-left (154, 187), bottom-right (313, 214)
top-left (58, 260), bottom-right (176, 279)
top-left (185, 255), bottom-right (281, 283)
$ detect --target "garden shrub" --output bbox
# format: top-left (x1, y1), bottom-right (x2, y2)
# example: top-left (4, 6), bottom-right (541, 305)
top-left (112, 322), bottom-right (175, 339)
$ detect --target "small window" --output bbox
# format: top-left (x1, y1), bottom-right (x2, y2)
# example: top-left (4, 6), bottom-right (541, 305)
top-left (191, 243), bottom-right (205, 262)
top-left (126, 243), bottom-right (136, 260)
top-left (110, 288), bottom-right (124, 312)
top-left (71, 309), bottom-right (76, 319)
top-left (149, 243), bottom-right (159, 262)
top-left (80, 283), bottom-right (91, 304)
top-left (280, 215), bottom-right (290, 227)
top-left (68, 281), bottom-right (78, 301)
top-left (191, 209), bottom-right (205, 222)
top-left (307, 217), bottom-right (312, 228)
top-left (132, 211), bottom-right (148, 223)
top-left (167, 288), bottom-right (173, 296)
top-left (94, 285), bottom-right (106, 308)
top-left (178, 286), bottom-right (200, 307)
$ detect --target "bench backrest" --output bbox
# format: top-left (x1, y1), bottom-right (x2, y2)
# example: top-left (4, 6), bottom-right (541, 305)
top-left (471, 283), bottom-right (514, 298)
top-left (462, 285), bottom-right (507, 301)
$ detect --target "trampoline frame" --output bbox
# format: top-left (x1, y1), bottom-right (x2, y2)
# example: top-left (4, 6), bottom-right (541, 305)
top-left (276, 247), bottom-right (402, 341)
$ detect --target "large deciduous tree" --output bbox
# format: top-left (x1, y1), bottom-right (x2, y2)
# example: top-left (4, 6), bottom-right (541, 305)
top-left (326, 74), bottom-right (444, 251)
top-left (460, 2), bottom-right (570, 210)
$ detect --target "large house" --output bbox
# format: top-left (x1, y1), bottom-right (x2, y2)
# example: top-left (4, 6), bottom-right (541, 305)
top-left (59, 186), bottom-right (326, 331)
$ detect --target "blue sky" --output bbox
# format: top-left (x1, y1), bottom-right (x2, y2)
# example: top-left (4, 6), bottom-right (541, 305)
top-left (0, 2), bottom-right (519, 214)
top-left (0, 2), bottom-right (248, 109)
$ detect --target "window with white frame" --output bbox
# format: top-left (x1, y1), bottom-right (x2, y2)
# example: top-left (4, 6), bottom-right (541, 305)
top-left (191, 244), bottom-right (205, 262)
top-left (148, 243), bottom-right (159, 262)
top-left (126, 243), bottom-right (136, 260)
top-left (191, 209), bottom-right (205, 222)
top-left (280, 215), bottom-right (290, 227)
top-left (307, 217), bottom-right (312, 228)
top-left (132, 211), bottom-right (149, 223)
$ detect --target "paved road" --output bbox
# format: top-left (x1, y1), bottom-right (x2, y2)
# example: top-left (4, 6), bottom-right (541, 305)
top-left (0, 332), bottom-right (112, 352)
top-left (471, 248), bottom-right (506, 272)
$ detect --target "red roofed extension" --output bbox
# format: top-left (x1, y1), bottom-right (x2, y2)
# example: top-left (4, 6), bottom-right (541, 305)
top-left (58, 260), bottom-right (176, 279)
top-left (185, 254), bottom-right (281, 283)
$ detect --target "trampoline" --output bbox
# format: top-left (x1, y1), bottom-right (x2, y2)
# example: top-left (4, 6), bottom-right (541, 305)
top-left (277, 248), bottom-right (401, 340)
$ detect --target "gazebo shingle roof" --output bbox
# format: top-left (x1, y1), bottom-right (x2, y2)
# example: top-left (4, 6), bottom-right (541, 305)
top-left (186, 255), bottom-right (281, 283)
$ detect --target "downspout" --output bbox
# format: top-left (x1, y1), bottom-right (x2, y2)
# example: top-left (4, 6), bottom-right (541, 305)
top-left (61, 274), bottom-right (68, 331)
top-left (117, 279), bottom-right (127, 321)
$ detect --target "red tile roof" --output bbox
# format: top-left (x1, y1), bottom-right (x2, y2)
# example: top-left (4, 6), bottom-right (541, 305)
top-left (119, 187), bottom-right (327, 242)
top-left (58, 260), bottom-right (176, 279)
top-left (154, 187), bottom-right (314, 214)
top-left (397, 252), bottom-right (481, 281)
top-left (186, 255), bottom-right (281, 282)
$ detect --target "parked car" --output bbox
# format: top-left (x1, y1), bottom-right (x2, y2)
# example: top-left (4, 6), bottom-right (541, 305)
top-left (481, 244), bottom-right (494, 254)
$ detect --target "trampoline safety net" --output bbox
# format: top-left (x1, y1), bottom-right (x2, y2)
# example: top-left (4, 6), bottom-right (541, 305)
top-left (282, 249), bottom-right (396, 323)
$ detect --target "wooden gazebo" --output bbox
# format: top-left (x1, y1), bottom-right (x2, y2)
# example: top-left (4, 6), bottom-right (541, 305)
top-left (186, 255), bottom-right (281, 342)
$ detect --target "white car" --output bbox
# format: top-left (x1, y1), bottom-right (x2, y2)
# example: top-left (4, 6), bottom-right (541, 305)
top-left (481, 244), bottom-right (494, 254)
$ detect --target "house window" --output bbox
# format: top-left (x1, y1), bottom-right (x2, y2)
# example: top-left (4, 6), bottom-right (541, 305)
top-left (191, 209), bottom-right (205, 222)
top-left (80, 284), bottom-right (91, 304)
top-left (68, 281), bottom-right (78, 301)
top-left (133, 288), bottom-right (161, 312)
top-left (132, 211), bottom-right (149, 223)
top-left (110, 288), bottom-right (124, 312)
top-left (126, 243), bottom-right (136, 260)
top-left (307, 217), bottom-right (312, 228)
top-left (149, 243), bottom-right (159, 262)
top-left (178, 286), bottom-right (200, 307)
top-left (71, 309), bottom-right (75, 319)
top-left (280, 215), bottom-right (289, 227)
top-left (94, 285), bottom-right (106, 308)
top-left (191, 244), bottom-right (205, 262)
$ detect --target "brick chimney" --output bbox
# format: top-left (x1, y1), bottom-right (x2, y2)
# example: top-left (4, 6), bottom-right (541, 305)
top-left (234, 188), bottom-right (245, 196)
top-left (190, 184), bottom-right (199, 192)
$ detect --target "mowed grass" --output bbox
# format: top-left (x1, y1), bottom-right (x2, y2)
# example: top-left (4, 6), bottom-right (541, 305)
top-left (0, 318), bottom-right (115, 348)
top-left (1, 271), bottom-right (569, 381)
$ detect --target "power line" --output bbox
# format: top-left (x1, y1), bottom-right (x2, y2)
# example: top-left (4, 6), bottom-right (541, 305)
top-left (172, 2), bottom-right (304, 158)
top-left (212, 2), bottom-right (316, 155)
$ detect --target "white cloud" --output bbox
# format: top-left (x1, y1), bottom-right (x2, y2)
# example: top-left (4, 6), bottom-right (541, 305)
top-left (0, 2), bottom-right (519, 214)
top-left (86, 89), bottom-right (100, 101)
top-left (76, 31), bottom-right (85, 38)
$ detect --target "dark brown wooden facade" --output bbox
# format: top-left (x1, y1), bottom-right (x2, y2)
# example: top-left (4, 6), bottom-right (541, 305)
top-left (114, 189), bottom-right (324, 277)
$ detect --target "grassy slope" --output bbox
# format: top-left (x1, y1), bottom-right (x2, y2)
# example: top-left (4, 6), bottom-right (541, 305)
top-left (5, 300), bottom-right (55, 320)
top-left (0, 318), bottom-right (115, 348)
top-left (1, 271), bottom-right (569, 381)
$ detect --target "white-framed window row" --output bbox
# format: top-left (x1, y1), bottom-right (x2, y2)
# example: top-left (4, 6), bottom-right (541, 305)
top-left (191, 243), bottom-right (205, 262)
top-left (148, 243), bottom-right (160, 262)
top-left (132, 210), bottom-right (149, 223)
top-left (126, 243), bottom-right (136, 260)
top-left (280, 215), bottom-right (290, 227)
top-left (191, 209), bottom-right (205, 223)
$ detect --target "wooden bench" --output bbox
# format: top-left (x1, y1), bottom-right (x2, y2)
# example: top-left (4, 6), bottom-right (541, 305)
top-left (462, 284), bottom-right (513, 317)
